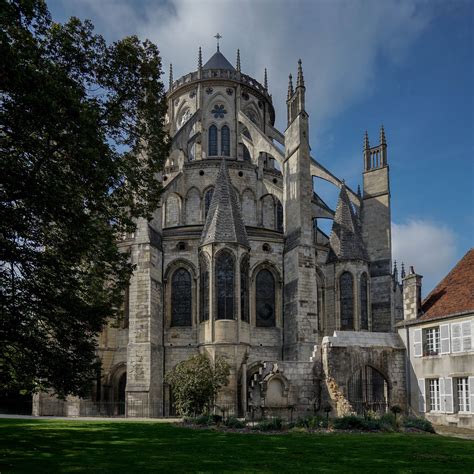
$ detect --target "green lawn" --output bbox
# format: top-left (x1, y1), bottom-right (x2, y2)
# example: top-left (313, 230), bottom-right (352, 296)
top-left (1, 419), bottom-right (473, 473)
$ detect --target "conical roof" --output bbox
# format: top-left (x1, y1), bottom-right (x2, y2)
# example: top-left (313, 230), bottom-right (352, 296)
top-left (328, 184), bottom-right (368, 262)
top-left (203, 50), bottom-right (235, 71)
top-left (201, 159), bottom-right (249, 247)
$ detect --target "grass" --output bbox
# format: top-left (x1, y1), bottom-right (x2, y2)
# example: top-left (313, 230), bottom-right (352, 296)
top-left (1, 419), bottom-right (473, 473)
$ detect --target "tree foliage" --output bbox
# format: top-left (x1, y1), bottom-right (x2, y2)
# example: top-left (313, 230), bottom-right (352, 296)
top-left (0, 0), bottom-right (169, 397)
top-left (165, 354), bottom-right (230, 417)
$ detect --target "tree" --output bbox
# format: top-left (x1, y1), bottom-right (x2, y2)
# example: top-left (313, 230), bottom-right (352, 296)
top-left (0, 0), bottom-right (169, 397)
top-left (165, 354), bottom-right (230, 417)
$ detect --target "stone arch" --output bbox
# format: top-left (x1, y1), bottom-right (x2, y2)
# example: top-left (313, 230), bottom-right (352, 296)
top-left (241, 188), bottom-right (257, 226)
top-left (262, 374), bottom-right (290, 408)
top-left (185, 187), bottom-right (201, 225)
top-left (105, 362), bottom-right (127, 413)
top-left (176, 102), bottom-right (193, 130)
top-left (164, 192), bottom-right (182, 227)
top-left (346, 365), bottom-right (390, 415)
top-left (244, 103), bottom-right (262, 129)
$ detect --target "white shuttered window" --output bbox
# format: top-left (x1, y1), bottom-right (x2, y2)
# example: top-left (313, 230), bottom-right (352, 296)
top-left (461, 321), bottom-right (472, 352)
top-left (439, 324), bottom-right (450, 354)
top-left (418, 378), bottom-right (426, 413)
top-left (451, 323), bottom-right (462, 353)
top-left (413, 328), bottom-right (422, 357)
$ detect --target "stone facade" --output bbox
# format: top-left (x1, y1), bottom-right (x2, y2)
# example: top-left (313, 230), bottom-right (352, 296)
top-left (34, 47), bottom-right (408, 419)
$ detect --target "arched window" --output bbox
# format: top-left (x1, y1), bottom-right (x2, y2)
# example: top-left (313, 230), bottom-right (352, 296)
top-left (256, 269), bottom-right (276, 327)
top-left (240, 258), bottom-right (249, 322)
top-left (216, 251), bottom-right (234, 320)
top-left (340, 271), bottom-right (354, 330)
top-left (204, 188), bottom-right (214, 219)
top-left (200, 258), bottom-right (209, 322)
top-left (276, 199), bottom-right (284, 232)
top-left (221, 125), bottom-right (230, 156)
top-left (208, 125), bottom-right (218, 156)
top-left (171, 268), bottom-right (192, 326)
top-left (360, 273), bottom-right (368, 330)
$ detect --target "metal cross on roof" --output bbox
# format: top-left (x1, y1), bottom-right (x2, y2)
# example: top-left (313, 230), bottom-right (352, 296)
top-left (214, 33), bottom-right (222, 51)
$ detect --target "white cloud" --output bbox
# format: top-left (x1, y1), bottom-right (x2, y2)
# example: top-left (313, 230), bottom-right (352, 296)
top-left (392, 219), bottom-right (458, 294)
top-left (57, 0), bottom-right (434, 136)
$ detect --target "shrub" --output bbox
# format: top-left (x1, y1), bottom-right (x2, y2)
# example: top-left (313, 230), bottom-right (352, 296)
top-left (401, 416), bottom-right (435, 433)
top-left (224, 417), bottom-right (245, 429)
top-left (194, 415), bottom-right (213, 426)
top-left (254, 417), bottom-right (284, 431)
top-left (332, 415), bottom-right (382, 431)
top-left (380, 412), bottom-right (397, 429)
top-left (209, 414), bottom-right (223, 425)
top-left (295, 416), bottom-right (328, 430)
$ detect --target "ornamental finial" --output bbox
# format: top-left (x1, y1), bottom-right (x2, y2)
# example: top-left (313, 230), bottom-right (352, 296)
top-left (264, 68), bottom-right (268, 90)
top-left (169, 63), bottom-right (173, 90)
top-left (198, 47), bottom-right (202, 70)
top-left (287, 74), bottom-right (294, 100)
top-left (297, 59), bottom-right (305, 88)
top-left (380, 124), bottom-right (386, 145)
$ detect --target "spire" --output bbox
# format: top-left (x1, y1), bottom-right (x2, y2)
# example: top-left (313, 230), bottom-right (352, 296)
top-left (287, 74), bottom-right (294, 100)
top-left (364, 130), bottom-right (370, 150)
top-left (236, 49), bottom-right (241, 72)
top-left (264, 68), bottom-right (268, 90)
top-left (296, 59), bottom-right (305, 88)
top-left (169, 63), bottom-right (173, 90)
top-left (198, 47), bottom-right (202, 70)
top-left (380, 124), bottom-right (386, 145)
top-left (328, 183), bottom-right (368, 262)
top-left (201, 159), bottom-right (249, 247)
top-left (357, 184), bottom-right (361, 197)
top-left (401, 262), bottom-right (406, 279)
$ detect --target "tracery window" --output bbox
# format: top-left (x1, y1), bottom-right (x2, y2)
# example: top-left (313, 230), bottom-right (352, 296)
top-left (171, 268), bottom-right (192, 326)
top-left (216, 251), bottom-right (234, 320)
top-left (256, 269), bottom-right (276, 327)
top-left (340, 271), bottom-right (354, 330)
top-left (276, 199), bottom-right (284, 232)
top-left (208, 125), bottom-right (218, 156)
top-left (204, 188), bottom-right (214, 219)
top-left (360, 273), bottom-right (368, 330)
top-left (200, 258), bottom-right (209, 322)
top-left (240, 258), bottom-right (249, 322)
top-left (221, 125), bottom-right (230, 156)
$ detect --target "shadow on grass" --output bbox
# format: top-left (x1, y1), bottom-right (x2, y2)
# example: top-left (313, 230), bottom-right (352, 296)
top-left (1, 419), bottom-right (473, 473)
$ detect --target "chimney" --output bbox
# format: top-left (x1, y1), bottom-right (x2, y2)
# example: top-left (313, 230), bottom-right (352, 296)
top-left (402, 266), bottom-right (423, 320)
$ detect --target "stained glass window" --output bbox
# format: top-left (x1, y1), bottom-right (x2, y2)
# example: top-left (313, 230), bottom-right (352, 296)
top-left (340, 271), bottom-right (354, 330)
top-left (360, 273), bottom-right (368, 330)
top-left (200, 258), bottom-right (209, 322)
top-left (256, 269), bottom-right (275, 327)
top-left (276, 199), bottom-right (284, 232)
top-left (216, 251), bottom-right (234, 320)
top-left (208, 125), bottom-right (218, 156)
top-left (204, 188), bottom-right (214, 219)
top-left (240, 258), bottom-right (249, 322)
top-left (221, 125), bottom-right (230, 156)
top-left (171, 268), bottom-right (192, 326)
top-left (242, 144), bottom-right (251, 162)
top-left (211, 104), bottom-right (227, 119)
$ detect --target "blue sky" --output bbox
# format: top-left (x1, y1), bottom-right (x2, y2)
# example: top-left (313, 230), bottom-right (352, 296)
top-left (48, 0), bottom-right (473, 294)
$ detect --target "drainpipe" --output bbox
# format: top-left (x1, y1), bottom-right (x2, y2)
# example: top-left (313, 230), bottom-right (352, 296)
top-left (405, 325), bottom-right (411, 412)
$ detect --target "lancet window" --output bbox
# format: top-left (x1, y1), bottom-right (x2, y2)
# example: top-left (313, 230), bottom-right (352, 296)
top-left (216, 251), bottom-right (234, 320)
top-left (256, 269), bottom-right (276, 327)
top-left (171, 268), bottom-right (192, 326)
top-left (340, 271), bottom-right (354, 330)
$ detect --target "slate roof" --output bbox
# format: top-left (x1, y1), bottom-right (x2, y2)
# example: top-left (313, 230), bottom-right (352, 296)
top-left (201, 159), bottom-right (249, 247)
top-left (328, 183), bottom-right (368, 262)
top-left (419, 248), bottom-right (474, 321)
top-left (203, 51), bottom-right (236, 71)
